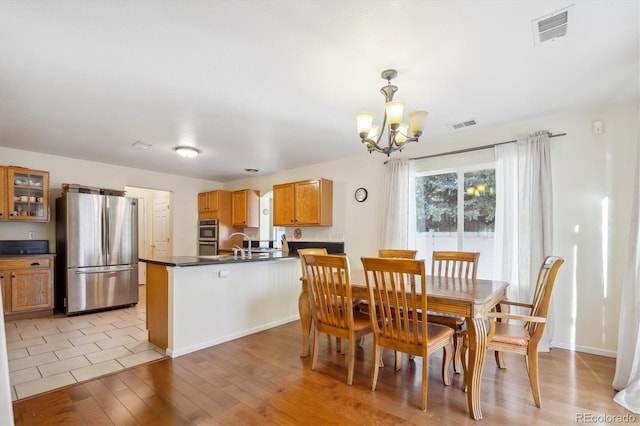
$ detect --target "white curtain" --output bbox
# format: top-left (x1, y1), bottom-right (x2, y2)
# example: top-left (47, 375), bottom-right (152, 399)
top-left (381, 157), bottom-right (416, 249)
top-left (613, 122), bottom-right (640, 413)
top-left (493, 131), bottom-right (553, 351)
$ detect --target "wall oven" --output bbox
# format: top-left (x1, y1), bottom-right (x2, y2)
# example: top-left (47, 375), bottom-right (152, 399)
top-left (199, 219), bottom-right (218, 241)
top-left (198, 241), bottom-right (218, 256)
top-left (198, 219), bottom-right (218, 256)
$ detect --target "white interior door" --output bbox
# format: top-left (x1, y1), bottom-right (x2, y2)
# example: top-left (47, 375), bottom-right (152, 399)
top-left (152, 194), bottom-right (171, 257)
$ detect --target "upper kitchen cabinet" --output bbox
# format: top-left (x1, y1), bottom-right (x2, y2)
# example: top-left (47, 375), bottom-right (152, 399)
top-left (232, 189), bottom-right (260, 228)
top-left (5, 167), bottom-right (50, 222)
top-left (273, 178), bottom-right (333, 226)
top-left (198, 190), bottom-right (231, 222)
top-left (0, 166), bottom-right (7, 220)
top-left (198, 190), bottom-right (219, 213)
top-left (198, 190), bottom-right (230, 218)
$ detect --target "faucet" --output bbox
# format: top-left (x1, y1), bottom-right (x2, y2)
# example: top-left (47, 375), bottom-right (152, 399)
top-left (229, 232), bottom-right (252, 259)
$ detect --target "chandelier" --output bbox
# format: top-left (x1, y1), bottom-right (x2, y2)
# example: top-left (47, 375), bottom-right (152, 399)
top-left (356, 69), bottom-right (428, 156)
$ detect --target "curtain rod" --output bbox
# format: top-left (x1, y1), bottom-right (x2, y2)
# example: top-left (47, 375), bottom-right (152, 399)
top-left (404, 132), bottom-right (567, 162)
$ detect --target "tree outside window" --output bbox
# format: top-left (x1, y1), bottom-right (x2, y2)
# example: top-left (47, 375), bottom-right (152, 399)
top-left (415, 167), bottom-right (496, 278)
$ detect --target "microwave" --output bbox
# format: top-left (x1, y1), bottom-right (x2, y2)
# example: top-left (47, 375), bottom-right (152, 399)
top-left (199, 219), bottom-right (218, 241)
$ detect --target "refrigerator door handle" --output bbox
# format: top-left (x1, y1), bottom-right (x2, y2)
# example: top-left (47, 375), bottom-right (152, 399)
top-left (105, 204), bottom-right (110, 256)
top-left (74, 266), bottom-right (135, 274)
top-left (101, 208), bottom-right (106, 255)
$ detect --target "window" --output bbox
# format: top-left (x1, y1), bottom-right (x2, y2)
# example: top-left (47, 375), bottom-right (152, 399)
top-left (415, 165), bottom-right (495, 278)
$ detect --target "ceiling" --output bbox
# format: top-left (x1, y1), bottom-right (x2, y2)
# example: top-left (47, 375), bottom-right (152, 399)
top-left (0, 1), bottom-right (638, 182)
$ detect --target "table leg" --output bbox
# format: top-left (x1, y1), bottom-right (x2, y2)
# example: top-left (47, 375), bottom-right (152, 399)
top-left (466, 317), bottom-right (488, 420)
top-left (298, 285), bottom-right (311, 357)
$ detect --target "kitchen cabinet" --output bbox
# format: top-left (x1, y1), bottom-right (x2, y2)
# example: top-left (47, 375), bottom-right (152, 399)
top-left (0, 166), bottom-right (6, 220)
top-left (4, 167), bottom-right (50, 222)
top-left (0, 255), bottom-right (55, 320)
top-left (273, 178), bottom-right (333, 226)
top-left (198, 190), bottom-right (220, 214)
top-left (232, 189), bottom-right (260, 228)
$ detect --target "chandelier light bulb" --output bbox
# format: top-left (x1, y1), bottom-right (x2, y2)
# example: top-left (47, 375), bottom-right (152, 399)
top-left (395, 123), bottom-right (409, 144)
top-left (408, 110), bottom-right (428, 136)
top-left (385, 101), bottom-right (405, 126)
top-left (356, 112), bottom-right (374, 139)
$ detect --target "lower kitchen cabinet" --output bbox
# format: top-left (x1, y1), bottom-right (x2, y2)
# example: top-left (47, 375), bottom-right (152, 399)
top-left (0, 255), bottom-right (55, 320)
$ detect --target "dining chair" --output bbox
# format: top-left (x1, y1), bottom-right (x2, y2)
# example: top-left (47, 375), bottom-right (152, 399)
top-left (427, 251), bottom-right (480, 374)
top-left (298, 248), bottom-right (335, 354)
top-left (361, 257), bottom-right (454, 411)
top-left (462, 256), bottom-right (564, 408)
top-left (304, 253), bottom-right (373, 385)
top-left (378, 248), bottom-right (418, 369)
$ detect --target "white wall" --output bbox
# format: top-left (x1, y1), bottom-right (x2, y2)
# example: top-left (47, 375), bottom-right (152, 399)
top-left (223, 99), bottom-right (639, 356)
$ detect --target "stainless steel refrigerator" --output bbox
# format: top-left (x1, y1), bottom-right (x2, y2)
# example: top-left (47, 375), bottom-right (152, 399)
top-left (56, 190), bottom-right (138, 315)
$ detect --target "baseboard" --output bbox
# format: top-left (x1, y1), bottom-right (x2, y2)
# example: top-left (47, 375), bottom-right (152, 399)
top-left (167, 315), bottom-right (300, 358)
top-left (551, 341), bottom-right (617, 358)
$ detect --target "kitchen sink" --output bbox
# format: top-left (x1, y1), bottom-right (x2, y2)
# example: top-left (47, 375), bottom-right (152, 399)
top-left (198, 255), bottom-right (236, 260)
top-left (197, 253), bottom-right (273, 261)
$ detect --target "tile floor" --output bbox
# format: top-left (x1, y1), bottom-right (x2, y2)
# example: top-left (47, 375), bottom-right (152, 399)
top-left (4, 285), bottom-right (165, 401)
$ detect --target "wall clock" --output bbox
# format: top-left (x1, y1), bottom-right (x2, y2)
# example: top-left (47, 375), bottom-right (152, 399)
top-left (354, 187), bottom-right (368, 202)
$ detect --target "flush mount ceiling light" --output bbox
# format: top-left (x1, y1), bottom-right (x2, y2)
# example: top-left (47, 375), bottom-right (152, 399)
top-left (174, 146), bottom-right (200, 158)
top-left (356, 69), bottom-right (428, 156)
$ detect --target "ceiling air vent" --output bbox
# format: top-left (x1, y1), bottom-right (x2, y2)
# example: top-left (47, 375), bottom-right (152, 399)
top-left (532, 6), bottom-right (572, 45)
top-left (449, 119), bottom-right (478, 131)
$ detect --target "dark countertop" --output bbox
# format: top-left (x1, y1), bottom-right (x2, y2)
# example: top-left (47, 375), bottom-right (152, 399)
top-left (0, 253), bottom-right (56, 258)
top-left (139, 251), bottom-right (298, 267)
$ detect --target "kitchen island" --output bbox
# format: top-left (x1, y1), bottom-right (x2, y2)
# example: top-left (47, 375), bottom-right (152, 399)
top-left (140, 252), bottom-right (300, 357)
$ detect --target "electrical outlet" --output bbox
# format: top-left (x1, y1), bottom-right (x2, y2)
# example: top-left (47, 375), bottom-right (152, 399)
top-left (28, 231), bottom-right (35, 240)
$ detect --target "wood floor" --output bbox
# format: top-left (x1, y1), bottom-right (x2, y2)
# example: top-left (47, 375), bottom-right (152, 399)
top-left (12, 321), bottom-right (631, 425)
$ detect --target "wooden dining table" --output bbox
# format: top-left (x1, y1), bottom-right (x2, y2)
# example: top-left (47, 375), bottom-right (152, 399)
top-left (298, 269), bottom-right (509, 421)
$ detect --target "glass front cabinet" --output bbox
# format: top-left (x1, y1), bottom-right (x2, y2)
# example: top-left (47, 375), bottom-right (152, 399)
top-left (4, 167), bottom-right (50, 222)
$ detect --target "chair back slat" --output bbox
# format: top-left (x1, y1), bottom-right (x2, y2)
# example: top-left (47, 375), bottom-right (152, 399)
top-left (362, 257), bottom-right (427, 348)
top-left (298, 248), bottom-right (328, 278)
top-left (378, 249), bottom-right (418, 259)
top-left (304, 254), bottom-right (352, 331)
top-left (431, 251), bottom-right (480, 279)
top-left (527, 256), bottom-right (565, 337)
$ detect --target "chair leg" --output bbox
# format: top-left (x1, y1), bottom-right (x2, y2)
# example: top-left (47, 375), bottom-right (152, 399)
top-left (395, 351), bottom-right (402, 371)
top-left (337, 337), bottom-right (342, 353)
top-left (495, 350), bottom-right (506, 368)
top-left (347, 338), bottom-right (355, 386)
top-left (527, 350), bottom-right (541, 408)
top-left (371, 345), bottom-right (383, 391)
top-left (311, 329), bottom-right (320, 371)
top-left (421, 352), bottom-right (428, 411)
top-left (357, 336), bottom-right (365, 347)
